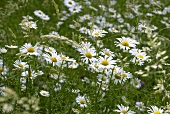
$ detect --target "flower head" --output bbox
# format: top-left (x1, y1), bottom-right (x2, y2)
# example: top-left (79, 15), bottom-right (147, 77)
top-left (76, 95), bottom-right (89, 108)
top-left (147, 106), bottom-right (164, 114)
top-left (40, 90), bottom-right (50, 97)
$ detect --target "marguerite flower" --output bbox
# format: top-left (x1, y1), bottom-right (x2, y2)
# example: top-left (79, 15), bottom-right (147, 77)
top-left (131, 78), bottom-right (141, 89)
top-left (136, 101), bottom-right (145, 111)
top-left (114, 104), bottom-right (136, 114)
top-left (76, 95), bottom-right (89, 108)
top-left (21, 70), bottom-right (37, 79)
top-left (129, 49), bottom-right (150, 65)
top-left (34, 10), bottom-right (45, 18)
top-left (43, 52), bottom-right (62, 67)
top-left (64, 0), bottom-right (76, 8)
top-left (100, 48), bottom-right (115, 57)
top-left (20, 43), bottom-right (39, 56)
top-left (147, 106), bottom-right (164, 114)
top-left (115, 37), bottom-right (139, 51)
top-left (69, 5), bottom-right (82, 14)
top-left (40, 14), bottom-right (50, 21)
top-left (110, 66), bottom-right (123, 84)
top-left (98, 56), bottom-right (116, 70)
top-left (80, 47), bottom-right (96, 64)
top-left (40, 90), bottom-right (50, 97)
top-left (13, 60), bottom-right (28, 69)
top-left (91, 29), bottom-right (108, 38)
top-left (24, 21), bottom-right (37, 29)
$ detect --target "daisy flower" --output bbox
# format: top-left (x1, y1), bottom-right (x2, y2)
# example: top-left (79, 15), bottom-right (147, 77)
top-left (40, 14), bottom-right (50, 21)
top-left (100, 48), bottom-right (115, 57)
top-left (108, 27), bottom-right (119, 33)
top-left (20, 43), bottom-right (39, 56)
top-left (115, 37), bottom-right (139, 51)
top-left (0, 48), bottom-right (7, 54)
top-left (129, 49), bottom-right (150, 65)
top-left (68, 60), bottom-right (79, 69)
top-left (37, 70), bottom-right (44, 76)
top-left (147, 106), bottom-right (164, 114)
top-left (0, 61), bottom-right (8, 75)
top-left (96, 40), bottom-right (104, 48)
top-left (88, 58), bottom-right (100, 72)
top-left (44, 46), bottom-right (56, 53)
top-left (131, 78), bottom-right (141, 89)
top-left (24, 21), bottom-right (37, 29)
top-left (91, 29), bottom-right (108, 38)
top-left (69, 5), bottom-right (82, 14)
top-left (20, 77), bottom-right (27, 84)
top-left (138, 23), bottom-right (148, 32)
top-left (79, 27), bottom-right (89, 34)
top-left (98, 56), bottom-right (116, 70)
top-left (40, 90), bottom-right (50, 97)
top-left (76, 95), bottom-right (89, 108)
top-left (121, 71), bottom-right (133, 82)
top-left (135, 101), bottom-right (145, 111)
top-left (110, 66), bottom-right (123, 84)
top-left (34, 10), bottom-right (45, 18)
top-left (43, 52), bottom-right (62, 67)
top-left (21, 70), bottom-right (37, 79)
top-left (77, 41), bottom-right (93, 52)
top-left (83, 14), bottom-right (91, 20)
top-left (130, 49), bottom-right (150, 61)
top-left (114, 104), bottom-right (136, 114)
top-left (64, 0), bottom-right (76, 8)
top-left (80, 47), bottom-right (96, 64)
top-left (13, 60), bottom-right (28, 69)
top-left (97, 74), bottom-right (109, 84)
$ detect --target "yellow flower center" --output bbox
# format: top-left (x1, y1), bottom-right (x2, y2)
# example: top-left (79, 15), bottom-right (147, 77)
top-left (38, 11), bottom-right (42, 14)
top-left (27, 47), bottom-right (35, 52)
top-left (73, 8), bottom-right (76, 11)
top-left (153, 0), bottom-right (157, 2)
top-left (137, 54), bottom-right (144, 59)
top-left (134, 81), bottom-right (138, 85)
top-left (42, 92), bottom-right (47, 96)
top-left (68, 1), bottom-right (72, 4)
top-left (27, 73), bottom-right (32, 77)
top-left (94, 64), bottom-right (98, 68)
top-left (50, 57), bottom-right (57, 62)
top-left (121, 73), bottom-right (127, 77)
top-left (85, 52), bottom-right (92, 58)
top-left (141, 26), bottom-right (146, 30)
top-left (18, 63), bottom-right (24, 68)
top-left (102, 77), bottom-right (106, 81)
top-left (139, 104), bottom-right (143, 108)
top-left (104, 52), bottom-right (110, 56)
top-left (80, 100), bottom-right (85, 104)
top-left (114, 73), bottom-right (121, 79)
top-left (94, 32), bottom-right (99, 37)
top-left (101, 60), bottom-right (109, 66)
top-left (153, 111), bottom-right (161, 114)
top-left (28, 23), bottom-right (33, 27)
top-left (121, 41), bottom-right (129, 46)
top-left (60, 55), bottom-right (66, 60)
top-left (121, 110), bottom-right (127, 114)
top-left (0, 68), bottom-right (3, 72)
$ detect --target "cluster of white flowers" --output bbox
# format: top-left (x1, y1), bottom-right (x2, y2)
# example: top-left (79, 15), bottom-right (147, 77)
top-left (34, 10), bottom-right (50, 21)
top-left (64, 0), bottom-right (82, 14)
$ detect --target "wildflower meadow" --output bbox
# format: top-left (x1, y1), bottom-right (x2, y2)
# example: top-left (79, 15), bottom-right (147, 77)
top-left (0, 0), bottom-right (170, 113)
